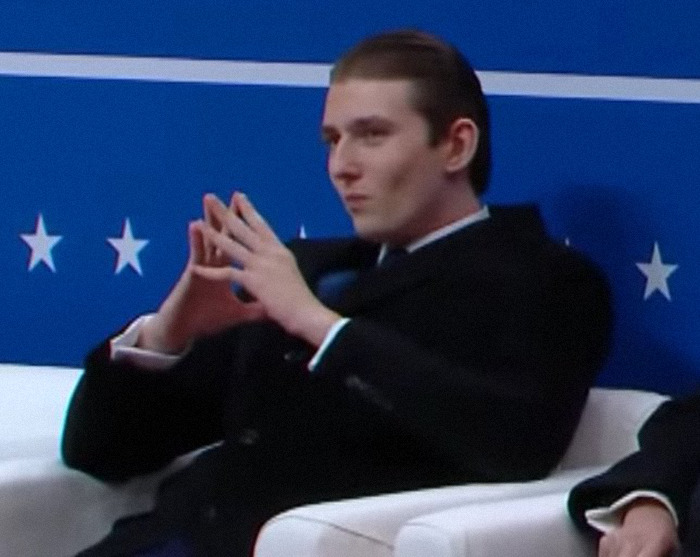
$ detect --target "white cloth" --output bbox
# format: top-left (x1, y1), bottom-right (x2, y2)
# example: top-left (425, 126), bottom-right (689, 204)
top-left (111, 314), bottom-right (181, 370)
top-left (585, 490), bottom-right (678, 534)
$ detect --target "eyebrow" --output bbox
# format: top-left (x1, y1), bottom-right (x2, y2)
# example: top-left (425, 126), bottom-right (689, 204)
top-left (320, 116), bottom-right (395, 138)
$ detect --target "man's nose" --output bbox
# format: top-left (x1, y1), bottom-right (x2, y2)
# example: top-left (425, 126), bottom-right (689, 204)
top-left (328, 139), bottom-right (361, 183)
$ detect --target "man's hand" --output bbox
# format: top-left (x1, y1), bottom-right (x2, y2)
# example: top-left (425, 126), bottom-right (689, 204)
top-left (189, 192), bottom-right (341, 347)
top-left (598, 499), bottom-right (679, 557)
top-left (137, 194), bottom-right (269, 354)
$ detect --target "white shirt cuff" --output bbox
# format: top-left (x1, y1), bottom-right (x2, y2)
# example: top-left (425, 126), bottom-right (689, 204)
top-left (110, 314), bottom-right (185, 371)
top-left (585, 490), bottom-right (679, 534)
top-left (308, 318), bottom-right (351, 372)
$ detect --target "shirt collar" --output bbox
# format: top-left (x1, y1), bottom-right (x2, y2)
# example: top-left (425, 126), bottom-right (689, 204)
top-left (378, 205), bottom-right (490, 264)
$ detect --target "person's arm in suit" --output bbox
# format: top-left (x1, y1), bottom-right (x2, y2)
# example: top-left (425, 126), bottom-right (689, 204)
top-left (309, 229), bottom-right (613, 482)
top-left (63, 196), bottom-right (613, 486)
top-left (62, 193), bottom-right (344, 481)
top-left (568, 392), bottom-right (700, 555)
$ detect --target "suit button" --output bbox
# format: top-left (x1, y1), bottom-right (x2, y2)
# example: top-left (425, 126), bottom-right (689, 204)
top-left (201, 504), bottom-right (218, 525)
top-left (238, 428), bottom-right (259, 446)
top-left (344, 375), bottom-right (394, 412)
top-left (283, 349), bottom-right (304, 363)
top-left (345, 375), bottom-right (364, 390)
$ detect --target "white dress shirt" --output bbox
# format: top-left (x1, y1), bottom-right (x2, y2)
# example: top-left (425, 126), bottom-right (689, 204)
top-left (585, 490), bottom-right (678, 533)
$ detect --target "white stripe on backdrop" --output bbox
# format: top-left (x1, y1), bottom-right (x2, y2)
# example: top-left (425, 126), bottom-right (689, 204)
top-left (1, 51), bottom-right (700, 104)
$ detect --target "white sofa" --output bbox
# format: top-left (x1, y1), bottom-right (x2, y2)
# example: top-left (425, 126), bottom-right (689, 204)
top-left (0, 363), bottom-right (668, 557)
top-left (256, 387), bottom-right (668, 557)
top-left (394, 491), bottom-right (597, 557)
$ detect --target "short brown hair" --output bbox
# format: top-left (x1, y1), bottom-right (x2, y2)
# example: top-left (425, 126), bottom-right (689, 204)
top-left (331, 29), bottom-right (491, 195)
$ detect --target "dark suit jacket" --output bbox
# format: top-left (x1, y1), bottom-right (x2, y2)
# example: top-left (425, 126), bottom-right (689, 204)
top-left (569, 391), bottom-right (700, 546)
top-left (62, 205), bottom-right (612, 555)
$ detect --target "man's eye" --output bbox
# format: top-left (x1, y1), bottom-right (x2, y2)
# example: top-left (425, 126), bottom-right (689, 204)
top-left (322, 135), bottom-right (339, 148)
top-left (362, 129), bottom-right (387, 142)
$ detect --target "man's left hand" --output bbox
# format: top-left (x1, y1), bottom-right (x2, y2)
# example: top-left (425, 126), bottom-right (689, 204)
top-left (192, 192), bottom-right (342, 347)
top-left (598, 498), bottom-right (680, 557)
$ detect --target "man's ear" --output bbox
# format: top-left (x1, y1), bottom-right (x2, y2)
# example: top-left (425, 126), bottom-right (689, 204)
top-left (442, 118), bottom-right (479, 174)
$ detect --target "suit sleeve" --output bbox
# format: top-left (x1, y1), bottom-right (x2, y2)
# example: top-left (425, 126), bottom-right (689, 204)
top-left (568, 394), bottom-right (700, 537)
top-left (61, 328), bottom-right (238, 482)
top-left (313, 248), bottom-right (613, 481)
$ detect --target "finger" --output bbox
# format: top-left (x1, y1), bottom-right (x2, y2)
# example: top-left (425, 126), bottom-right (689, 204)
top-left (190, 264), bottom-right (267, 322)
top-left (191, 263), bottom-right (239, 283)
top-left (188, 220), bottom-right (206, 265)
top-left (203, 193), bottom-right (229, 230)
top-left (199, 221), bottom-right (252, 268)
top-left (232, 192), bottom-right (278, 241)
top-left (190, 263), bottom-right (254, 304)
top-left (598, 534), bottom-right (616, 557)
top-left (203, 193), bottom-right (226, 262)
top-left (639, 541), bottom-right (677, 557)
top-left (206, 193), bottom-right (262, 252)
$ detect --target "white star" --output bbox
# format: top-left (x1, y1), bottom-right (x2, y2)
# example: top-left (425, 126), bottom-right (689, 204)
top-left (107, 218), bottom-right (149, 276)
top-left (636, 242), bottom-right (678, 301)
top-left (20, 214), bottom-right (63, 272)
top-left (297, 224), bottom-right (307, 239)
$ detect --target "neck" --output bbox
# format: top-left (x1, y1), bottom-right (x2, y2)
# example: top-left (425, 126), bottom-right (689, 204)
top-left (421, 181), bottom-right (481, 236)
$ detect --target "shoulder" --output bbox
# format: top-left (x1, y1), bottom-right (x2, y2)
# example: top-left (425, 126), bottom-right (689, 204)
top-left (449, 204), bottom-right (606, 283)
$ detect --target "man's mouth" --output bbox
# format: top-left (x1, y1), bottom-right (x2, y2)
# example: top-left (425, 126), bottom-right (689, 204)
top-left (343, 193), bottom-right (369, 210)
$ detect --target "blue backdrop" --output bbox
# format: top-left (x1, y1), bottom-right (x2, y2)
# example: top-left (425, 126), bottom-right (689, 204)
top-left (1, 2), bottom-right (699, 396)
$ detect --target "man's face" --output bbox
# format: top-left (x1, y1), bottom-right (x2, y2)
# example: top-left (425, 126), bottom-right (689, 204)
top-left (321, 79), bottom-right (458, 246)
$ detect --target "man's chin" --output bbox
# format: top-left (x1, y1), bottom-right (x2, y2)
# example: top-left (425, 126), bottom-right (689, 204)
top-left (352, 223), bottom-right (386, 243)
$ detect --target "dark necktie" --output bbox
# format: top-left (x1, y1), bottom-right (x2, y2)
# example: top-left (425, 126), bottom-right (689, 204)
top-left (315, 246), bottom-right (407, 306)
top-left (315, 269), bottom-right (358, 306)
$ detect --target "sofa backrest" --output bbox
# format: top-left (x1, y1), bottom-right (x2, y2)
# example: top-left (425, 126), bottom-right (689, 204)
top-left (556, 387), bottom-right (669, 471)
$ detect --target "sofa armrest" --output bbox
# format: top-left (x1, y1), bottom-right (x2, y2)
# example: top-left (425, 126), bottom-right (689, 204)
top-left (0, 457), bottom-right (161, 557)
top-left (0, 365), bottom-right (82, 460)
top-left (394, 491), bottom-right (596, 557)
top-left (0, 365), bottom-right (655, 557)
top-left (254, 467), bottom-right (602, 557)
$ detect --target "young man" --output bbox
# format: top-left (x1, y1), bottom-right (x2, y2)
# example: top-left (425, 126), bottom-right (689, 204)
top-left (569, 392), bottom-right (700, 557)
top-left (63, 30), bottom-right (612, 556)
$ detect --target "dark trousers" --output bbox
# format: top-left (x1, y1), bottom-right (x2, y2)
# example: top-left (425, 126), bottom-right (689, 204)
top-left (73, 452), bottom-right (281, 557)
top-left (680, 479), bottom-right (700, 556)
top-left (72, 438), bottom-right (452, 557)
top-left (74, 507), bottom-right (264, 557)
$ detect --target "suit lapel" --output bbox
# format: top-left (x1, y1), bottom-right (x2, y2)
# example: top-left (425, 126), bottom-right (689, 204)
top-left (335, 219), bottom-right (493, 314)
top-left (293, 205), bottom-right (546, 316)
top-left (289, 236), bottom-right (430, 314)
top-left (290, 237), bottom-right (379, 290)
top-left (336, 251), bottom-right (434, 314)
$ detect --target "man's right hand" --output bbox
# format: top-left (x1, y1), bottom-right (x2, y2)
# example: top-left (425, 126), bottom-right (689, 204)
top-left (137, 196), bottom-right (267, 354)
top-left (598, 499), bottom-right (679, 557)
